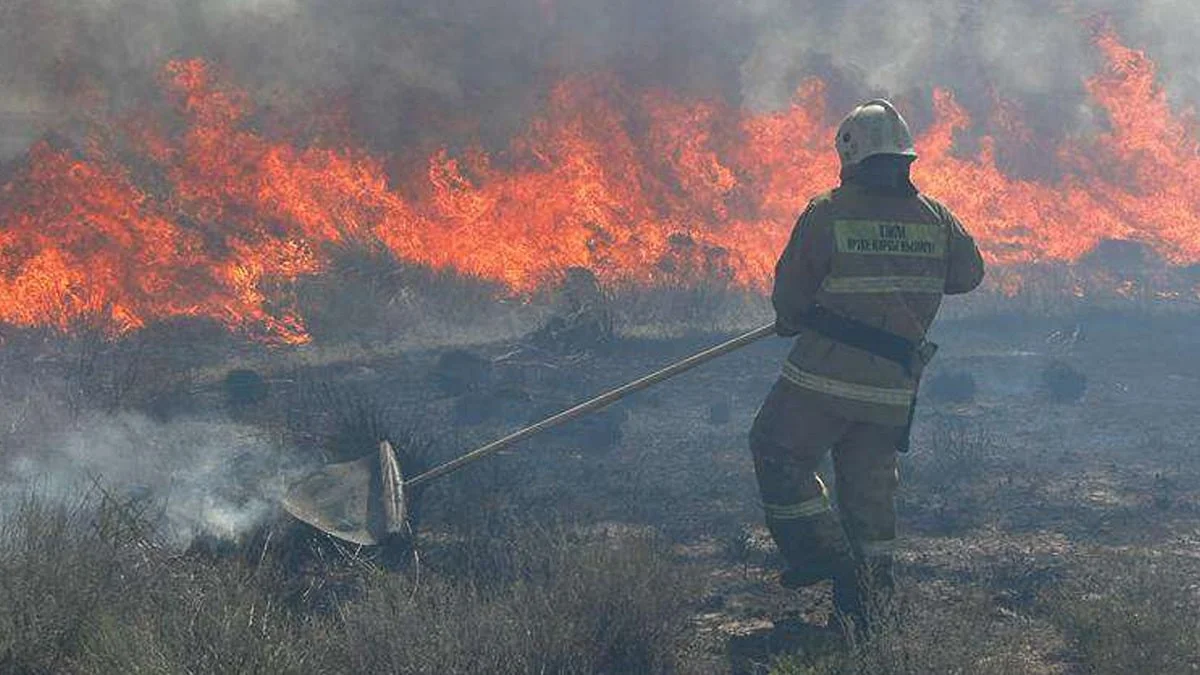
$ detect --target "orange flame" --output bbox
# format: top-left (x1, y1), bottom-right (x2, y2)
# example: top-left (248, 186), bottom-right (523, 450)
top-left (0, 28), bottom-right (1196, 342)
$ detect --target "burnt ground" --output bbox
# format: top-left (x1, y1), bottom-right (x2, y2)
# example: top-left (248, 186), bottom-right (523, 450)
top-left (2, 308), bottom-right (1199, 672)
top-left (236, 310), bottom-right (1200, 671)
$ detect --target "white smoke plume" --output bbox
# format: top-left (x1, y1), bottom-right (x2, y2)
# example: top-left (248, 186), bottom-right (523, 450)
top-left (2, 411), bottom-right (306, 548)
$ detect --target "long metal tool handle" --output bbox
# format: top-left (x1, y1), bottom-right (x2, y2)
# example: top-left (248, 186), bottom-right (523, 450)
top-left (406, 322), bottom-right (777, 489)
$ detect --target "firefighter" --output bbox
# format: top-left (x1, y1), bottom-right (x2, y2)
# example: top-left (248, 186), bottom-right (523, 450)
top-left (749, 99), bottom-right (985, 633)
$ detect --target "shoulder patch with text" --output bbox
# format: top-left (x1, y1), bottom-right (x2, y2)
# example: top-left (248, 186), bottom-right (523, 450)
top-left (833, 220), bottom-right (945, 258)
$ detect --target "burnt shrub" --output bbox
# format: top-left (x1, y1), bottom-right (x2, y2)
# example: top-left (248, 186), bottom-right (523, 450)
top-left (59, 322), bottom-right (150, 416)
top-left (528, 267), bottom-right (615, 354)
top-left (284, 381), bottom-right (433, 468)
top-left (1042, 360), bottom-right (1087, 403)
top-left (529, 311), bottom-right (615, 354)
top-left (293, 239), bottom-right (514, 346)
top-left (275, 381), bottom-right (435, 545)
top-left (907, 416), bottom-right (998, 489)
top-left (448, 387), bottom-right (530, 427)
top-left (451, 390), bottom-right (501, 425)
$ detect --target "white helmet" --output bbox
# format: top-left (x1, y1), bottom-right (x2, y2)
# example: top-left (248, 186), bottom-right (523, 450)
top-left (835, 99), bottom-right (917, 169)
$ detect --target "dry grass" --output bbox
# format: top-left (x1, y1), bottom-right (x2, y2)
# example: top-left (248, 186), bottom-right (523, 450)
top-left (766, 592), bottom-right (1041, 675)
top-left (0, 492), bottom-right (702, 675)
top-left (765, 549), bottom-right (1200, 675)
top-left (1044, 552), bottom-right (1200, 675)
top-left (339, 527), bottom-right (700, 674)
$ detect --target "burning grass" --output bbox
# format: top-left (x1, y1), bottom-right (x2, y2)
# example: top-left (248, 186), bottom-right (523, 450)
top-left (7, 23), bottom-right (1200, 344)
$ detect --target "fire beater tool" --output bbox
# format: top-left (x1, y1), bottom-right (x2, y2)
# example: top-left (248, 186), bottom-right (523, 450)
top-left (283, 323), bottom-right (776, 545)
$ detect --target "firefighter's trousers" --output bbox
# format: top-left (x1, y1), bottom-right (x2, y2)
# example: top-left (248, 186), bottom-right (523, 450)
top-left (749, 378), bottom-right (903, 576)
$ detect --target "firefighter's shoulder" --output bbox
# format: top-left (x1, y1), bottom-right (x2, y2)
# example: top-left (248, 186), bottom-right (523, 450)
top-left (915, 192), bottom-right (959, 223)
top-left (799, 189), bottom-right (838, 220)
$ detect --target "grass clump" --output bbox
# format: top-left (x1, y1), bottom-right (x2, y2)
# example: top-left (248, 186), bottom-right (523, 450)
top-left (81, 559), bottom-right (324, 675)
top-left (0, 496), bottom-right (125, 674)
top-left (764, 590), bottom-right (1036, 675)
top-left (342, 527), bottom-right (699, 674)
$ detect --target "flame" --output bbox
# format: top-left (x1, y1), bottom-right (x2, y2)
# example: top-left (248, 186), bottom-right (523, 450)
top-left (1, 28), bottom-right (1197, 342)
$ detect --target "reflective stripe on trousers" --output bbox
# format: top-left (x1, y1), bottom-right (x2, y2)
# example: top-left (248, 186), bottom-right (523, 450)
top-left (781, 361), bottom-right (914, 407)
top-left (763, 475), bottom-right (832, 520)
top-left (763, 493), bottom-right (832, 520)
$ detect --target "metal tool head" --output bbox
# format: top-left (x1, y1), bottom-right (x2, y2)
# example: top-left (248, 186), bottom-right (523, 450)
top-left (282, 440), bottom-right (407, 545)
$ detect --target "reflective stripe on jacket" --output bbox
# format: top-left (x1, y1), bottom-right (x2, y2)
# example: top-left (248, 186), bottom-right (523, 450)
top-left (772, 184), bottom-right (984, 426)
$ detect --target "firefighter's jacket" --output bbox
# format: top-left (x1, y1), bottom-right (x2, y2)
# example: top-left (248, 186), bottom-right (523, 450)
top-left (772, 183), bottom-right (985, 426)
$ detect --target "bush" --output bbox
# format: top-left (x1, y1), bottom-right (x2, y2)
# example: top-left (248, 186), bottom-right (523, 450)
top-left (708, 394), bottom-right (733, 425)
top-left (906, 416), bottom-right (998, 492)
top-left (292, 240), bottom-right (520, 347)
top-left (901, 417), bottom-right (1003, 533)
top-left (1041, 360), bottom-right (1087, 404)
top-left (528, 267), bottom-right (616, 354)
top-left (523, 401), bottom-right (628, 453)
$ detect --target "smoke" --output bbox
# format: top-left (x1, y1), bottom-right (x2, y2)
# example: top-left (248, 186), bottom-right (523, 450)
top-left (2, 0), bottom-right (1197, 162)
top-left (2, 411), bottom-right (306, 548)
top-left (732, 0), bottom-right (1200, 135)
